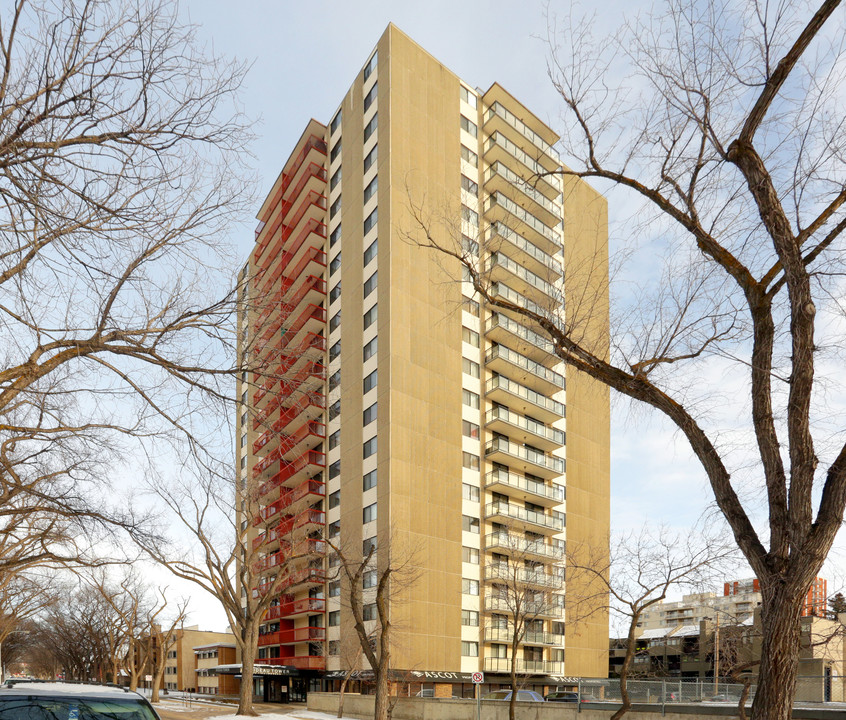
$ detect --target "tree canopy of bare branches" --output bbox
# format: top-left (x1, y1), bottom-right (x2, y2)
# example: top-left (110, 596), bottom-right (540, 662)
top-left (0, 0), bottom-right (253, 573)
top-left (409, 3), bottom-right (846, 718)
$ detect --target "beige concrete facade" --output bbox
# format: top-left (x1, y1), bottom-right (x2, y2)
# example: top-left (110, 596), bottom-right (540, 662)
top-left (238, 23), bottom-right (610, 694)
top-left (162, 626), bottom-right (236, 692)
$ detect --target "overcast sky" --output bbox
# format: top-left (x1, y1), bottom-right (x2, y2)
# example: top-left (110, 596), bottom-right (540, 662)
top-left (168, 0), bottom-right (773, 631)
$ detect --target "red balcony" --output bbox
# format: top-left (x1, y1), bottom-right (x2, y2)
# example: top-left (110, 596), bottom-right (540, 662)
top-left (265, 597), bottom-right (325, 620)
top-left (255, 135), bottom-right (327, 262)
top-left (257, 627), bottom-right (326, 647)
top-left (258, 538), bottom-right (326, 572)
top-left (253, 385), bottom-right (325, 432)
top-left (254, 656), bottom-right (326, 670)
top-left (257, 449), bottom-right (325, 494)
top-left (255, 478), bottom-right (325, 524)
top-left (276, 509), bottom-right (326, 539)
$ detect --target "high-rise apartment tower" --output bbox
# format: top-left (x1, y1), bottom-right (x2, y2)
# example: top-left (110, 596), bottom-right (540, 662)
top-left (236, 25), bottom-right (610, 701)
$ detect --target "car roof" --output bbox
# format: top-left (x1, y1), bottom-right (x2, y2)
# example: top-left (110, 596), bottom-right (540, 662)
top-left (0, 682), bottom-right (146, 700)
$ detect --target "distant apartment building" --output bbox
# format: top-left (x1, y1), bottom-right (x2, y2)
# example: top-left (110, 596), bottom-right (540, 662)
top-left (637, 577), bottom-right (829, 633)
top-left (162, 626), bottom-right (236, 692)
top-left (195, 643), bottom-right (238, 696)
top-left (235, 24), bottom-right (610, 701)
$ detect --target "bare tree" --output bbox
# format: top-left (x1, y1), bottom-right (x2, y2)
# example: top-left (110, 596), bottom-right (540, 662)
top-left (145, 592), bottom-right (189, 704)
top-left (567, 526), bottom-right (737, 720)
top-left (326, 537), bottom-right (420, 720)
top-left (0, 0), bottom-right (253, 571)
top-left (336, 645), bottom-right (364, 719)
top-left (409, 2), bottom-right (846, 717)
top-left (481, 526), bottom-right (564, 720)
top-left (136, 464), bottom-right (319, 717)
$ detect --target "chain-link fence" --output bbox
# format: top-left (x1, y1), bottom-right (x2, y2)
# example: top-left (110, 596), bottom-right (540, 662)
top-left (571, 675), bottom-right (846, 704)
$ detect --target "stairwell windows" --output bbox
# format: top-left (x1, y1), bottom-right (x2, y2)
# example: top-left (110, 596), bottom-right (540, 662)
top-left (462, 357), bottom-right (480, 378)
top-left (363, 436), bottom-right (377, 458)
top-left (328, 521), bottom-right (340, 539)
top-left (364, 271), bottom-right (377, 298)
top-left (363, 52), bottom-right (377, 81)
top-left (462, 452), bottom-right (480, 471)
top-left (364, 208), bottom-right (378, 236)
top-left (330, 253), bottom-right (341, 277)
top-left (330, 167), bottom-right (342, 190)
top-left (462, 420), bottom-right (480, 440)
top-left (462, 515), bottom-right (480, 534)
top-left (462, 326), bottom-right (480, 347)
top-left (363, 402), bottom-right (377, 427)
top-left (363, 304), bottom-right (377, 330)
top-left (329, 490), bottom-right (340, 509)
top-left (363, 603), bottom-right (377, 621)
top-left (363, 469), bottom-right (377, 491)
top-left (329, 460), bottom-right (341, 479)
top-left (329, 370), bottom-right (341, 392)
top-left (329, 340), bottom-right (341, 362)
top-left (363, 502), bottom-right (377, 523)
top-left (363, 337), bottom-right (378, 362)
top-left (462, 483), bottom-right (480, 502)
top-left (461, 642), bottom-right (479, 657)
top-left (461, 145), bottom-right (478, 168)
top-left (328, 430), bottom-right (340, 450)
top-left (461, 204), bottom-right (479, 226)
top-left (462, 547), bottom-right (480, 565)
top-left (364, 114), bottom-right (378, 142)
top-left (363, 536), bottom-right (377, 555)
top-left (463, 579), bottom-right (479, 595)
top-left (364, 176), bottom-right (378, 204)
top-left (331, 109), bottom-right (342, 135)
top-left (364, 82), bottom-right (377, 112)
top-left (330, 141), bottom-right (342, 163)
top-left (461, 175), bottom-right (478, 195)
top-left (240, 433), bottom-right (247, 448)
top-left (364, 144), bottom-right (377, 173)
top-left (330, 311), bottom-right (341, 333)
top-left (330, 196), bottom-right (342, 219)
top-left (460, 86), bottom-right (477, 108)
top-left (328, 581), bottom-right (341, 598)
top-left (329, 401), bottom-right (341, 421)
top-left (462, 610), bottom-right (479, 627)
top-left (462, 389), bottom-right (480, 409)
top-left (363, 570), bottom-right (377, 589)
top-left (460, 115), bottom-right (477, 138)
top-left (330, 225), bottom-right (342, 247)
top-left (461, 235), bottom-right (479, 256)
top-left (330, 282), bottom-right (341, 304)
top-left (363, 369), bottom-right (377, 394)
top-left (329, 611), bottom-right (340, 627)
top-left (364, 239), bottom-right (377, 266)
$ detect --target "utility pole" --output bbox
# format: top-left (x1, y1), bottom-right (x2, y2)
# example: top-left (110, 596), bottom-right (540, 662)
top-left (713, 615), bottom-right (720, 694)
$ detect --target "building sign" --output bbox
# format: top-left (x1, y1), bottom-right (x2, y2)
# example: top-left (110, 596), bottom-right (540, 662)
top-left (409, 670), bottom-right (476, 682)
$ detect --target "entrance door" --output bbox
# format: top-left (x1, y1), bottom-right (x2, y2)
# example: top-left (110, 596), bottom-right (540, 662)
top-left (290, 678), bottom-right (308, 703)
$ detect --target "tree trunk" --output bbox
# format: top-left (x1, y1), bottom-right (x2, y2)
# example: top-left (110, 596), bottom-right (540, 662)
top-left (238, 648), bottom-right (258, 716)
top-left (750, 583), bottom-right (803, 720)
top-left (509, 660), bottom-right (518, 720)
top-left (373, 661), bottom-right (390, 720)
top-left (338, 672), bottom-right (352, 718)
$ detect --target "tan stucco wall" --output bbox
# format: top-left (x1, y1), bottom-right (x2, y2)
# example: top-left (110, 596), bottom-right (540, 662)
top-left (561, 176), bottom-right (611, 678)
top-left (384, 24), bottom-right (464, 673)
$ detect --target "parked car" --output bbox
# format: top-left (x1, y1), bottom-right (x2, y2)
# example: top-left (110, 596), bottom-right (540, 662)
top-left (0, 682), bottom-right (160, 720)
top-left (484, 690), bottom-right (545, 702)
top-left (546, 691), bottom-right (580, 702)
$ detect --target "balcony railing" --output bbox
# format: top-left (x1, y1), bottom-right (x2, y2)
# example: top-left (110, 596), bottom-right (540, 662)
top-left (486, 437), bottom-right (565, 476)
top-left (486, 375), bottom-right (566, 419)
top-left (486, 313), bottom-right (557, 365)
top-left (485, 532), bottom-right (565, 561)
top-left (483, 563), bottom-right (563, 590)
top-left (264, 597), bottom-right (325, 620)
top-left (484, 467), bottom-right (564, 504)
top-left (484, 594), bottom-right (564, 618)
top-left (254, 656), bottom-right (325, 670)
top-left (485, 501), bottom-right (564, 533)
top-left (484, 627), bottom-right (565, 646)
top-left (486, 193), bottom-right (558, 247)
top-left (488, 253), bottom-right (557, 300)
top-left (258, 626), bottom-right (326, 647)
top-left (486, 343), bottom-right (564, 391)
top-left (485, 132), bottom-right (548, 182)
top-left (482, 657), bottom-right (564, 675)
top-left (487, 223), bottom-right (562, 277)
top-left (485, 102), bottom-right (560, 165)
top-left (485, 162), bottom-right (559, 219)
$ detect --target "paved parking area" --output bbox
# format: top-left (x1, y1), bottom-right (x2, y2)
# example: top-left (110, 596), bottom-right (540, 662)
top-left (152, 699), bottom-right (309, 719)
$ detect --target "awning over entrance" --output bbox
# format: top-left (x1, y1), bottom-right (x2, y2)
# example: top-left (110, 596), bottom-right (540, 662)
top-left (212, 663), bottom-right (300, 677)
